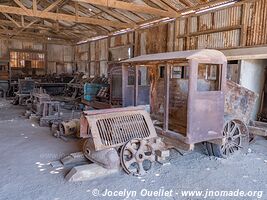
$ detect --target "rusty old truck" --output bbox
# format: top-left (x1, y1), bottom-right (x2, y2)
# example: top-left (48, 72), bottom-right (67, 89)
top-left (79, 49), bottom-right (264, 176)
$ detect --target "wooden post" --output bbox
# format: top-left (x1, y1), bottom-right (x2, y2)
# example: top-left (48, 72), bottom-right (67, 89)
top-left (134, 65), bottom-right (139, 106)
top-left (163, 63), bottom-right (170, 131)
top-left (240, 3), bottom-right (248, 47)
top-left (122, 64), bottom-right (127, 107)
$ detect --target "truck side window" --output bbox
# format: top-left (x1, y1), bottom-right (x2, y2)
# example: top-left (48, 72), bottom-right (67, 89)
top-left (197, 64), bottom-right (221, 91)
top-left (171, 66), bottom-right (189, 79)
top-left (159, 66), bottom-right (165, 78)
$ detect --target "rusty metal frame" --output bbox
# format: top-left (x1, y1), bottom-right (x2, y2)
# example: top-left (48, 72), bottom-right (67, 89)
top-left (80, 106), bottom-right (158, 151)
top-left (121, 50), bottom-right (228, 146)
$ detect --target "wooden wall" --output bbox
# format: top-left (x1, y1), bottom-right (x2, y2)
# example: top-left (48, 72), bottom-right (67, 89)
top-left (3, 1), bottom-right (264, 76)
top-left (47, 44), bottom-right (73, 74)
top-left (74, 32), bottom-right (134, 77)
top-left (74, 1), bottom-right (267, 77)
top-left (175, 0), bottom-right (267, 50)
top-left (0, 38), bottom-right (73, 75)
top-left (0, 39), bottom-right (43, 60)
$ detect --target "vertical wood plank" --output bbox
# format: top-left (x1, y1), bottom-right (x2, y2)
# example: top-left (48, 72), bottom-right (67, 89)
top-left (163, 63), bottom-right (170, 131)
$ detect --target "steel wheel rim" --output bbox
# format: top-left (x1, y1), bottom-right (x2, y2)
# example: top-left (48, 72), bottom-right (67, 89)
top-left (120, 139), bottom-right (154, 176)
top-left (221, 120), bottom-right (243, 156)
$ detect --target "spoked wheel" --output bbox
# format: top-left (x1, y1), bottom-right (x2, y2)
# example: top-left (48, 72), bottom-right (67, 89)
top-left (206, 119), bottom-right (249, 158)
top-left (120, 138), bottom-right (155, 176)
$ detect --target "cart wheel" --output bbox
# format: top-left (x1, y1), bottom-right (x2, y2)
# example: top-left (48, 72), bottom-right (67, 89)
top-left (120, 138), bottom-right (155, 176)
top-left (206, 119), bottom-right (249, 158)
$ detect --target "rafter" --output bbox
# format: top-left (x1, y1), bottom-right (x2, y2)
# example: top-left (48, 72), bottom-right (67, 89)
top-left (33, 0), bottom-right (37, 14)
top-left (179, 0), bottom-right (195, 7)
top-left (2, 13), bottom-right (21, 28)
top-left (160, 0), bottom-right (181, 12)
top-left (0, 25), bottom-right (8, 30)
top-left (21, 15), bottom-right (25, 27)
top-left (0, 5), bottom-right (132, 28)
top-left (13, 0), bottom-right (31, 15)
top-left (179, 0), bottom-right (252, 15)
top-left (11, 19), bottom-right (40, 38)
top-left (72, 0), bottom-right (179, 18)
top-left (40, 0), bottom-right (63, 14)
top-left (0, 33), bottom-right (73, 45)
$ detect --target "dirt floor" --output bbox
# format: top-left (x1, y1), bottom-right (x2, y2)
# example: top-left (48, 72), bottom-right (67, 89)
top-left (0, 98), bottom-right (267, 200)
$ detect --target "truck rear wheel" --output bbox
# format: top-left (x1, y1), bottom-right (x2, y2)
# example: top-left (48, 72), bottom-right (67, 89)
top-left (206, 119), bottom-right (249, 158)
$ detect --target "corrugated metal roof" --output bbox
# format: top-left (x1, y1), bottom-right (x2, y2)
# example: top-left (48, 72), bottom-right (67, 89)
top-left (0, 0), bottom-right (235, 43)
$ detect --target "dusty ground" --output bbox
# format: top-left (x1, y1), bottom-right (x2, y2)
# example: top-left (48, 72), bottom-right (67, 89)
top-left (0, 98), bottom-right (267, 200)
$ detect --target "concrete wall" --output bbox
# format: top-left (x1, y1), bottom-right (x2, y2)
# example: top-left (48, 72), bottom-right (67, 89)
top-left (240, 59), bottom-right (267, 120)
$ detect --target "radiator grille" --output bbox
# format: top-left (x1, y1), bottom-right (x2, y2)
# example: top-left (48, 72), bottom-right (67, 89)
top-left (96, 113), bottom-right (150, 146)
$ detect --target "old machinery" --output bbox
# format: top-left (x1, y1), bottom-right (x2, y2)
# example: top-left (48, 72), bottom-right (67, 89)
top-left (80, 106), bottom-right (168, 175)
top-left (80, 106), bottom-right (157, 151)
top-left (12, 78), bottom-right (35, 105)
top-left (83, 140), bottom-right (120, 169)
top-left (30, 88), bottom-right (51, 115)
top-left (121, 49), bottom-right (258, 158)
top-left (120, 138), bottom-right (155, 176)
top-left (0, 61), bottom-right (9, 98)
top-left (59, 119), bottom-right (80, 137)
top-left (27, 88), bottom-right (61, 127)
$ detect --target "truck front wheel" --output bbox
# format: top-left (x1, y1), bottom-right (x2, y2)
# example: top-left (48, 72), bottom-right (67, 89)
top-left (206, 119), bottom-right (249, 158)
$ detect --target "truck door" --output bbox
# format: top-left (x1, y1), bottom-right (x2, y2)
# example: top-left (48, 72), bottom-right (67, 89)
top-left (187, 62), bottom-right (226, 144)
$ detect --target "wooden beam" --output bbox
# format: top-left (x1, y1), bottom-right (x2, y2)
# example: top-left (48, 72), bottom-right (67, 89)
top-left (75, 1), bottom-right (79, 20)
top-left (0, 34), bottom-right (73, 45)
top-left (0, 28), bottom-right (75, 40)
top-left (72, 0), bottom-right (179, 18)
top-left (160, 0), bottom-right (181, 12)
top-left (178, 25), bottom-right (242, 38)
top-left (0, 5), bottom-right (131, 28)
top-left (33, 0), bottom-right (37, 14)
top-left (179, 0), bottom-right (252, 15)
top-left (74, 2), bottom-right (136, 24)
top-left (13, 0), bottom-right (31, 15)
top-left (21, 15), bottom-right (24, 27)
top-left (10, 19), bottom-right (39, 38)
top-left (163, 64), bottom-right (170, 131)
top-left (41, 0), bottom-right (63, 14)
top-left (0, 18), bottom-right (94, 35)
top-left (240, 3), bottom-right (248, 46)
top-left (2, 13), bottom-right (21, 27)
top-left (179, 0), bottom-right (194, 7)
top-left (0, 25), bottom-right (7, 30)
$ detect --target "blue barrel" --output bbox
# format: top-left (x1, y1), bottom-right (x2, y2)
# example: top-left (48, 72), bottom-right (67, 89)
top-left (84, 83), bottom-right (102, 102)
